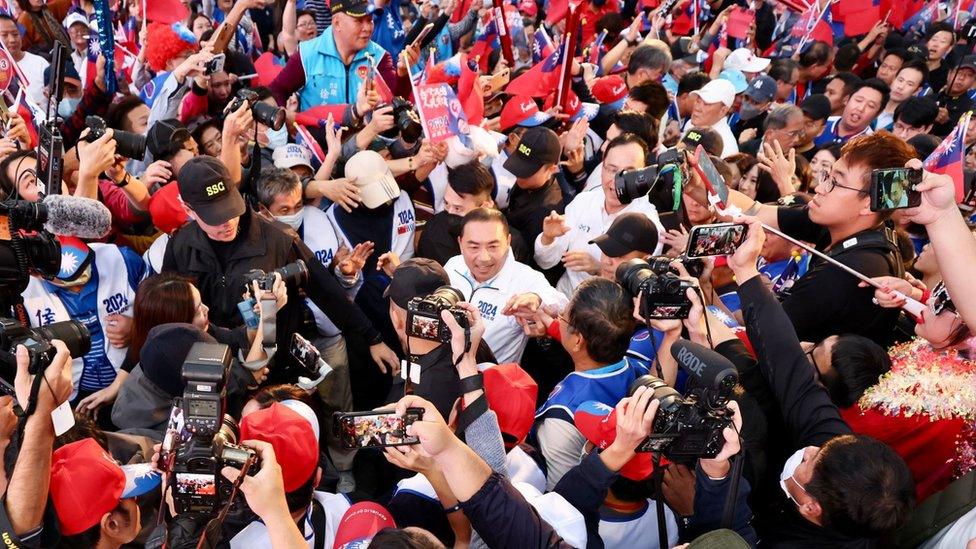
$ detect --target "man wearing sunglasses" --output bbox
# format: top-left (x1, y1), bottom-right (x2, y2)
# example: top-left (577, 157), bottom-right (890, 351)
top-left (685, 131), bottom-right (912, 345)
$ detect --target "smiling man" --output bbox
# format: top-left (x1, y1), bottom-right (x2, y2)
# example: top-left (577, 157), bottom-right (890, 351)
top-left (814, 79), bottom-right (889, 148)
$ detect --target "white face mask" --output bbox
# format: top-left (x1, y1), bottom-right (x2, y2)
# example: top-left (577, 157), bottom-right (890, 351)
top-left (266, 126), bottom-right (288, 149)
top-left (780, 447), bottom-right (806, 499)
top-left (275, 209), bottom-right (304, 230)
top-left (58, 97), bottom-right (81, 119)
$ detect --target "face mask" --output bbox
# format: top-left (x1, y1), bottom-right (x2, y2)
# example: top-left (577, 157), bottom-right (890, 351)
top-left (738, 101), bottom-right (763, 121)
top-left (779, 447), bottom-right (806, 498)
top-left (58, 97), bottom-right (81, 119)
top-left (275, 209), bottom-right (304, 230)
top-left (266, 126), bottom-right (288, 149)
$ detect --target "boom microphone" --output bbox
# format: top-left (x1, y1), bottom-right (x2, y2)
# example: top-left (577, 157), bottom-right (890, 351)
top-left (670, 339), bottom-right (738, 395)
top-left (41, 195), bottom-right (112, 239)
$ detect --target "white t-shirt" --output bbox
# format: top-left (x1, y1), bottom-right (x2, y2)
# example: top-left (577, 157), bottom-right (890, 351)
top-left (17, 51), bottom-right (49, 111)
top-left (230, 491), bottom-right (351, 548)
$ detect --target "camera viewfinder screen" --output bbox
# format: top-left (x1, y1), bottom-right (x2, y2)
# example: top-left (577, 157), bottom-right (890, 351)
top-left (688, 224), bottom-right (746, 257)
top-left (343, 413), bottom-right (419, 448)
top-left (176, 473), bottom-right (216, 496)
top-left (875, 169), bottom-right (913, 209)
top-left (409, 315), bottom-right (440, 340)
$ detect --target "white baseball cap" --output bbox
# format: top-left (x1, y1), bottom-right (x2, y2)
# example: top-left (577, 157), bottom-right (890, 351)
top-left (272, 143), bottom-right (313, 171)
top-left (724, 48), bottom-right (771, 73)
top-left (63, 12), bottom-right (89, 30)
top-left (514, 482), bottom-right (587, 549)
top-left (691, 79), bottom-right (737, 107)
top-left (344, 150), bottom-right (400, 209)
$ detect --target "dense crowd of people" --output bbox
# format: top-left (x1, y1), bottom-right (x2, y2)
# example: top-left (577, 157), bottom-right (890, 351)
top-left (0, 0), bottom-right (974, 546)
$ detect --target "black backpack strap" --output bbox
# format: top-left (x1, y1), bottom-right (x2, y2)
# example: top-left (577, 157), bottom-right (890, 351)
top-left (310, 497), bottom-right (326, 549)
top-left (826, 226), bottom-right (904, 277)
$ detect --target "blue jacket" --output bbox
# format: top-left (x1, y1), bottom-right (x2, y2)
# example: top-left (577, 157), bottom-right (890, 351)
top-left (297, 28), bottom-right (388, 109)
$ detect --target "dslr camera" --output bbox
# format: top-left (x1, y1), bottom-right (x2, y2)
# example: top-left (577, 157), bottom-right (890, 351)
top-left (616, 258), bottom-right (695, 320)
top-left (376, 97), bottom-right (424, 144)
top-left (406, 286), bottom-right (469, 343)
top-left (165, 342), bottom-right (259, 515)
top-left (615, 148), bottom-right (687, 212)
top-left (630, 373), bottom-right (734, 460)
top-left (0, 200), bottom-right (61, 294)
top-left (229, 89), bottom-right (286, 131)
top-left (243, 259), bottom-right (309, 297)
top-left (84, 116), bottom-right (147, 161)
top-left (0, 318), bottom-right (89, 376)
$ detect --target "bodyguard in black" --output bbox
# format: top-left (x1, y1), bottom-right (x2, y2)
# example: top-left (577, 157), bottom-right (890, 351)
top-left (162, 156), bottom-right (400, 377)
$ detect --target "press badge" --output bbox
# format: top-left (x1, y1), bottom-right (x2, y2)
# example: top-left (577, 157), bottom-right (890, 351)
top-left (400, 359), bottom-right (421, 384)
top-left (842, 237), bottom-right (858, 249)
top-left (51, 401), bottom-right (75, 436)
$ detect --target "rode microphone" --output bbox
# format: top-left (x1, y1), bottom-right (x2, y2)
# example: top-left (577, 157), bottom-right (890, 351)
top-left (670, 339), bottom-right (738, 395)
top-left (41, 195), bottom-right (112, 239)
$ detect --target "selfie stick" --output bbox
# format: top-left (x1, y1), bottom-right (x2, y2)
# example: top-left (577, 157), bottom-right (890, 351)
top-left (297, 358), bottom-right (334, 390)
top-left (759, 222), bottom-right (927, 317)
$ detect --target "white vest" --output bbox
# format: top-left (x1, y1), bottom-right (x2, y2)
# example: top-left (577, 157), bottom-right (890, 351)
top-left (598, 500), bottom-right (678, 549)
top-left (23, 243), bottom-right (135, 398)
top-left (326, 191), bottom-right (416, 280)
top-left (491, 152), bottom-right (516, 210)
top-left (506, 445), bottom-right (546, 493)
top-left (301, 207), bottom-right (345, 338)
top-left (230, 490), bottom-right (351, 548)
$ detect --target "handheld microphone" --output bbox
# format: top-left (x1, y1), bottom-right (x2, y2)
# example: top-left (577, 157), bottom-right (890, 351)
top-left (670, 339), bottom-right (738, 395)
top-left (41, 195), bottom-right (112, 239)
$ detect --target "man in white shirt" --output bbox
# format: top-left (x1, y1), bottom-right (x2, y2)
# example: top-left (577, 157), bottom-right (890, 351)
top-left (0, 14), bottom-right (49, 109)
top-left (63, 12), bottom-right (89, 87)
top-left (535, 134), bottom-right (665, 296)
top-left (445, 208), bottom-right (567, 363)
top-left (681, 78), bottom-right (739, 158)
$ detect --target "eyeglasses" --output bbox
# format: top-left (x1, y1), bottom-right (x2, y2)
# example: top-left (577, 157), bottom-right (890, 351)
top-left (819, 171), bottom-right (867, 195)
top-left (557, 313), bottom-right (573, 331)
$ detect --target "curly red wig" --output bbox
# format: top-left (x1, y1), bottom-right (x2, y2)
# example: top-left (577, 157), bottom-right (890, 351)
top-left (144, 21), bottom-right (198, 73)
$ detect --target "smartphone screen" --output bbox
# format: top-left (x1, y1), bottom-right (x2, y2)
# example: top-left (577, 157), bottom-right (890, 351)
top-left (686, 223), bottom-right (747, 257)
top-left (337, 409), bottom-right (422, 449)
top-left (692, 146), bottom-right (730, 206)
top-left (290, 333), bottom-right (320, 372)
top-left (871, 168), bottom-right (921, 211)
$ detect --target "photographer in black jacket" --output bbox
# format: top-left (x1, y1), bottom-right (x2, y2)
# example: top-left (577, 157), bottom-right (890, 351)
top-left (728, 216), bottom-right (915, 546)
top-left (162, 156), bottom-right (399, 380)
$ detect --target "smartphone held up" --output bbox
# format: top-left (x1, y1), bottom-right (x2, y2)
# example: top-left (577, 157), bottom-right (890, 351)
top-left (334, 408), bottom-right (425, 449)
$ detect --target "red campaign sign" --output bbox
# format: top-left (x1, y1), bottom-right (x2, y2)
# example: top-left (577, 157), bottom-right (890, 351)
top-left (416, 83), bottom-right (468, 144)
top-left (0, 53), bottom-right (13, 93)
top-left (727, 7), bottom-right (755, 39)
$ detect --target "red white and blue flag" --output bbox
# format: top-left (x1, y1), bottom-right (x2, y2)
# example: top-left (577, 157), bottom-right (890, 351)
top-left (924, 111), bottom-right (971, 203)
top-left (505, 40), bottom-right (563, 97)
top-left (294, 125), bottom-right (326, 170)
top-left (532, 27), bottom-right (555, 63)
top-left (902, 0), bottom-right (939, 33)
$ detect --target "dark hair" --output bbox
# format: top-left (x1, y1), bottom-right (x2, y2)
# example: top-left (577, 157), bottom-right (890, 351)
top-left (896, 58), bottom-right (929, 86)
top-left (596, 12), bottom-right (625, 42)
top-left (853, 78), bottom-right (890, 109)
top-left (822, 334), bottom-right (891, 407)
top-left (0, 149), bottom-right (35, 201)
top-left (605, 133), bottom-right (650, 165)
top-left (926, 21), bottom-right (955, 42)
top-left (609, 475), bottom-right (654, 503)
top-left (610, 110), bottom-right (659, 151)
top-left (725, 153), bottom-right (758, 182)
top-left (58, 502), bottom-right (131, 549)
top-left (835, 44), bottom-right (861, 72)
top-left (677, 71), bottom-right (710, 96)
top-left (297, 8), bottom-right (316, 19)
top-left (447, 160), bottom-right (494, 199)
top-left (368, 528), bottom-right (443, 548)
top-left (106, 95), bottom-right (149, 133)
top-left (828, 72), bottom-right (862, 99)
top-left (460, 207), bottom-right (510, 237)
top-left (566, 278), bottom-right (634, 364)
top-left (250, 384), bottom-right (316, 409)
top-left (769, 58), bottom-right (798, 83)
top-left (799, 41), bottom-right (832, 68)
top-left (880, 48), bottom-right (910, 68)
top-left (0, 13), bottom-right (15, 25)
top-left (627, 45), bottom-right (672, 76)
top-left (806, 435), bottom-right (915, 538)
top-left (128, 273), bottom-right (197, 363)
top-left (626, 80), bottom-right (669, 119)
top-left (755, 171), bottom-right (783, 203)
top-left (191, 119), bottom-right (221, 151)
top-left (684, 126), bottom-right (723, 157)
top-left (894, 95), bottom-right (939, 128)
top-left (257, 167), bottom-right (301, 207)
top-left (907, 134), bottom-right (940, 160)
top-left (285, 470), bottom-right (317, 513)
top-left (794, 154), bottom-right (813, 193)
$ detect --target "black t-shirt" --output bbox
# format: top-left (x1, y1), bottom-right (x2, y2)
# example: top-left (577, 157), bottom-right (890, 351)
top-left (931, 91), bottom-right (975, 136)
top-left (776, 207), bottom-right (901, 344)
top-left (505, 178), bottom-right (565, 248)
top-left (417, 211), bottom-right (532, 266)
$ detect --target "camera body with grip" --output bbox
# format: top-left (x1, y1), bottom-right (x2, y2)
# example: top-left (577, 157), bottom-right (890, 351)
top-left (406, 286), bottom-right (469, 343)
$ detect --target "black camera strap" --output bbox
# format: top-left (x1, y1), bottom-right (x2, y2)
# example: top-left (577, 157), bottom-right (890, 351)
top-left (309, 497), bottom-right (326, 549)
top-left (651, 454), bottom-right (668, 549)
top-left (721, 438), bottom-right (746, 530)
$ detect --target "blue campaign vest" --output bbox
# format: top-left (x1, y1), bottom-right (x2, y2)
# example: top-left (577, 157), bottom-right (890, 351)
top-left (536, 358), bottom-right (646, 423)
top-left (298, 29), bottom-right (389, 109)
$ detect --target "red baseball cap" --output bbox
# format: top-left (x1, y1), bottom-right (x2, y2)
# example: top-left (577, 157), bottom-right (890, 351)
top-left (591, 75), bottom-right (628, 109)
top-left (499, 95), bottom-right (552, 131)
top-left (333, 501), bottom-right (397, 549)
top-left (518, 0), bottom-right (538, 17)
top-left (50, 438), bottom-right (161, 536)
top-left (241, 402), bottom-right (318, 492)
top-left (484, 363), bottom-right (538, 446)
top-left (149, 183), bottom-right (189, 234)
top-left (574, 401), bottom-right (654, 480)
top-left (543, 90), bottom-right (598, 122)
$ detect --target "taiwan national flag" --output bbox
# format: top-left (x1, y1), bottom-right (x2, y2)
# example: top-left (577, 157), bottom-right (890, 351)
top-left (902, 0), bottom-right (938, 33)
top-left (295, 104), bottom-right (350, 127)
top-left (504, 41), bottom-right (563, 97)
top-left (532, 27), bottom-right (555, 63)
top-left (294, 125), bottom-right (326, 170)
top-left (923, 111), bottom-right (971, 203)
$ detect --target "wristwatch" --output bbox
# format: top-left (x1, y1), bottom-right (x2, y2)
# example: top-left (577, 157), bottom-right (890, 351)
top-left (115, 173), bottom-right (131, 188)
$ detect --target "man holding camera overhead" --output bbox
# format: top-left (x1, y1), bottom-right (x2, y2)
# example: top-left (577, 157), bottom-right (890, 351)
top-left (162, 156), bottom-right (400, 380)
